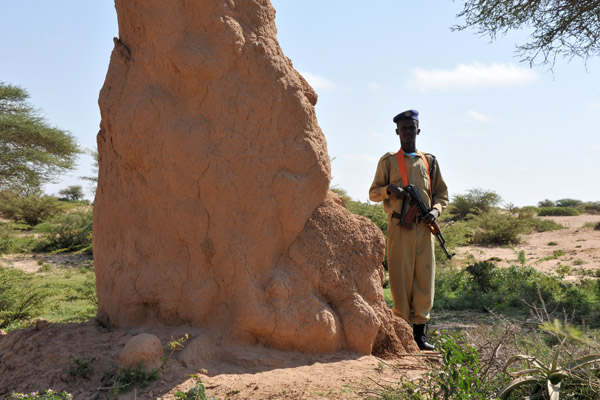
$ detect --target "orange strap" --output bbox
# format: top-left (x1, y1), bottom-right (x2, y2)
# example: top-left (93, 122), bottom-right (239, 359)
top-left (395, 149), bottom-right (432, 202)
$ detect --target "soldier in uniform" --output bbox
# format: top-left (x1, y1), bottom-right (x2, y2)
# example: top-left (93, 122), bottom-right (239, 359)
top-left (369, 109), bottom-right (448, 351)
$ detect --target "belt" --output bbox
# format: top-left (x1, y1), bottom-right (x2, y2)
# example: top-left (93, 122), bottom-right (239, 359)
top-left (391, 212), bottom-right (423, 223)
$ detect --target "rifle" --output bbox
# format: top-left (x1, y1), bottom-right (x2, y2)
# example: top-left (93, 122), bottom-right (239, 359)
top-left (399, 184), bottom-right (455, 260)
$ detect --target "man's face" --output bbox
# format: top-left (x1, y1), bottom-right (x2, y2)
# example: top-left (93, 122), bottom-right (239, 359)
top-left (395, 119), bottom-right (420, 142)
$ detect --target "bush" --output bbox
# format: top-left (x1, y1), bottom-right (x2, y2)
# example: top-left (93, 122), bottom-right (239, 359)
top-left (376, 332), bottom-right (502, 399)
top-left (0, 267), bottom-right (48, 328)
top-left (538, 207), bottom-right (580, 216)
top-left (435, 261), bottom-right (600, 325)
top-left (580, 201), bottom-right (600, 214)
top-left (466, 261), bottom-right (497, 293)
top-left (0, 222), bottom-right (34, 254)
top-left (516, 205), bottom-right (539, 218)
top-left (521, 215), bottom-right (564, 233)
top-left (447, 188), bottom-right (502, 221)
top-left (33, 208), bottom-right (93, 253)
top-left (0, 192), bottom-right (65, 227)
top-left (467, 210), bottom-right (526, 245)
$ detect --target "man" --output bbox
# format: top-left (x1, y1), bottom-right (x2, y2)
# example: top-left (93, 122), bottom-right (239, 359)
top-left (369, 109), bottom-right (448, 351)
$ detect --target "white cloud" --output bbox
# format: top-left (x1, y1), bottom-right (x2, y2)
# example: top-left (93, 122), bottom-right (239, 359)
top-left (465, 110), bottom-right (495, 123)
top-left (589, 103), bottom-right (600, 110)
top-left (300, 71), bottom-right (336, 90)
top-left (408, 62), bottom-right (538, 92)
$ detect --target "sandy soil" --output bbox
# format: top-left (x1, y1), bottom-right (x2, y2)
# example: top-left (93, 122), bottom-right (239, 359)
top-left (0, 321), bottom-right (429, 399)
top-left (0, 252), bottom-right (93, 273)
top-left (1, 215), bottom-right (599, 399)
top-left (454, 214), bottom-right (600, 282)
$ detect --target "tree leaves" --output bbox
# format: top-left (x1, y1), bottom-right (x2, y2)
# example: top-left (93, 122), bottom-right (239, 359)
top-left (0, 82), bottom-right (80, 194)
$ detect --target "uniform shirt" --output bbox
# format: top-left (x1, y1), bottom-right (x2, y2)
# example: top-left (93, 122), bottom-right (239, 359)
top-left (369, 151), bottom-right (449, 216)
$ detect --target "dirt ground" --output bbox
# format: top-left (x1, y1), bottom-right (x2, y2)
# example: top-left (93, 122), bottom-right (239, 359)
top-left (0, 320), bottom-right (429, 399)
top-left (454, 214), bottom-right (600, 283)
top-left (1, 215), bottom-right (599, 399)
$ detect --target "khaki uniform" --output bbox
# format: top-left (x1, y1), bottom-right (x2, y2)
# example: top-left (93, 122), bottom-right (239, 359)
top-left (369, 151), bottom-right (448, 324)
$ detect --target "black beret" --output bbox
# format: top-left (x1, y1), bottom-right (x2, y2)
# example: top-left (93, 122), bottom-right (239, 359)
top-left (393, 109), bottom-right (419, 123)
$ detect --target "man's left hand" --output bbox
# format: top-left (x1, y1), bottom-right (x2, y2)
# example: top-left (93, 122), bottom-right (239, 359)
top-left (423, 209), bottom-right (440, 223)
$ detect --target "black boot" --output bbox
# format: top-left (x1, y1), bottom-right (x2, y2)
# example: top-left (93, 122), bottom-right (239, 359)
top-left (413, 324), bottom-right (435, 351)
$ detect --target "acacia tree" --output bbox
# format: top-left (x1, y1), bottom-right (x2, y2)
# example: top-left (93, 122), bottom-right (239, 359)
top-left (0, 82), bottom-right (79, 194)
top-left (80, 149), bottom-right (98, 196)
top-left (58, 185), bottom-right (85, 201)
top-left (453, 0), bottom-right (600, 66)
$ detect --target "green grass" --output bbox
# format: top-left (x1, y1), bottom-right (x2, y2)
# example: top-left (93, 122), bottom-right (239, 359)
top-left (35, 267), bottom-right (96, 324)
top-left (381, 260), bottom-right (600, 328)
top-left (0, 264), bottom-right (97, 331)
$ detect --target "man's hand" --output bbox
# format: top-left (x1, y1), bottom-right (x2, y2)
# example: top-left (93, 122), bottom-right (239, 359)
top-left (423, 208), bottom-right (440, 223)
top-left (387, 184), bottom-right (408, 199)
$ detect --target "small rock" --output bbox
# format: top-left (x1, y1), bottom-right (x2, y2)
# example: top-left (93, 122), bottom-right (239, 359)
top-left (119, 333), bottom-right (163, 371)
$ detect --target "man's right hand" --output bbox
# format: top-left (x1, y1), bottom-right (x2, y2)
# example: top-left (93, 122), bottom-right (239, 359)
top-left (387, 184), bottom-right (408, 199)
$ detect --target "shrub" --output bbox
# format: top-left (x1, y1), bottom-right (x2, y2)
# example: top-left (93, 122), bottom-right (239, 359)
top-left (436, 261), bottom-right (600, 325)
top-left (499, 320), bottom-right (600, 400)
top-left (175, 377), bottom-right (216, 400)
top-left (516, 205), bottom-right (539, 218)
top-left (375, 332), bottom-right (502, 399)
top-left (525, 217), bottom-right (564, 232)
top-left (466, 261), bottom-right (497, 293)
top-left (0, 192), bottom-right (65, 227)
top-left (0, 222), bottom-right (34, 254)
top-left (468, 210), bottom-right (526, 245)
top-left (33, 208), bottom-right (93, 253)
top-left (580, 201), bottom-right (600, 214)
top-left (538, 207), bottom-right (580, 216)
top-left (0, 267), bottom-right (48, 328)
top-left (100, 364), bottom-right (161, 397)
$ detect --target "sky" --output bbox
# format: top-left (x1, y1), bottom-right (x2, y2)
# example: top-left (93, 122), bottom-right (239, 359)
top-left (1, 1), bottom-right (599, 207)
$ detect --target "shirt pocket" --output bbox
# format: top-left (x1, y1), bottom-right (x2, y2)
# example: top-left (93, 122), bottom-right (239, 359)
top-left (418, 166), bottom-right (430, 190)
top-left (389, 167), bottom-right (405, 187)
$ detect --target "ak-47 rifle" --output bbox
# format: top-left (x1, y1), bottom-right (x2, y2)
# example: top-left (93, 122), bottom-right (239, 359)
top-left (399, 184), bottom-right (454, 260)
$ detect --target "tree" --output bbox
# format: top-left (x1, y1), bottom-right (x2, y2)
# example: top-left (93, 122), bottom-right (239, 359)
top-left (58, 185), bottom-right (84, 202)
top-left (448, 187), bottom-right (502, 220)
top-left (555, 198), bottom-right (582, 208)
top-left (453, 0), bottom-right (600, 66)
top-left (537, 199), bottom-right (555, 208)
top-left (0, 82), bottom-right (80, 194)
top-left (80, 149), bottom-right (98, 196)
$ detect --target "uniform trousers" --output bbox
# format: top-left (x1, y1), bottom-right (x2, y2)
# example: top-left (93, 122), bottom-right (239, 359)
top-left (387, 220), bottom-right (435, 325)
